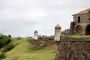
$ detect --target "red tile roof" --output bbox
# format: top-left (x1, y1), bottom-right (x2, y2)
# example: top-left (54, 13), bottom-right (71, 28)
top-left (73, 8), bottom-right (90, 15)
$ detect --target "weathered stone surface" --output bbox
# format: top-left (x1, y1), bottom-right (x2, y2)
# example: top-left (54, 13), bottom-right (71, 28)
top-left (32, 40), bottom-right (55, 50)
top-left (32, 40), bottom-right (39, 50)
top-left (56, 42), bottom-right (90, 60)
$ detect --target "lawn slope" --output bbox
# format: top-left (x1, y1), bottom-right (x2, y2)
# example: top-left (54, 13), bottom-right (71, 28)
top-left (6, 39), bottom-right (57, 60)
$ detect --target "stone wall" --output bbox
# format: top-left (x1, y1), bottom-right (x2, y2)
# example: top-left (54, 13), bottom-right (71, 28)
top-left (32, 39), bottom-right (55, 49)
top-left (56, 36), bottom-right (90, 60)
top-left (39, 40), bottom-right (55, 47)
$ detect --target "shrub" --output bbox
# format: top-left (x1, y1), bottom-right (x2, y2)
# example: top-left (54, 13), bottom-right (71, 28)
top-left (0, 52), bottom-right (6, 58)
top-left (0, 35), bottom-right (11, 49)
top-left (2, 43), bottom-right (15, 52)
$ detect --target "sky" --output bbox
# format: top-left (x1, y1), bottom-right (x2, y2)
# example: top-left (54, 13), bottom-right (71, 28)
top-left (0, 0), bottom-right (90, 37)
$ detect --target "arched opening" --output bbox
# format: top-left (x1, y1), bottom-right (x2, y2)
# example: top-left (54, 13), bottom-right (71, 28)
top-left (75, 25), bottom-right (83, 34)
top-left (85, 25), bottom-right (90, 35)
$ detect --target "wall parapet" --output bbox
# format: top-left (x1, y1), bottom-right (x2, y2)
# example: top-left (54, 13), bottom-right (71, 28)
top-left (60, 35), bottom-right (90, 42)
top-left (56, 36), bottom-right (90, 60)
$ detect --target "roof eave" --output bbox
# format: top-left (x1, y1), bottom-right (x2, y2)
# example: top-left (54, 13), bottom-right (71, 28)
top-left (72, 13), bottom-right (90, 16)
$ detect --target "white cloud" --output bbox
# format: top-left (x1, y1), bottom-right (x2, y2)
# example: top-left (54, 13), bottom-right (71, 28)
top-left (0, 0), bottom-right (90, 37)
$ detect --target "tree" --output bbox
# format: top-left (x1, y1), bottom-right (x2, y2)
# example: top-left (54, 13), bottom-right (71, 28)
top-left (0, 34), bottom-right (11, 49)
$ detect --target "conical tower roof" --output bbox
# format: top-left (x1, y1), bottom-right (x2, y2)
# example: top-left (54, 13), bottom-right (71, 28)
top-left (55, 24), bottom-right (61, 29)
top-left (55, 24), bottom-right (61, 27)
top-left (34, 30), bottom-right (38, 33)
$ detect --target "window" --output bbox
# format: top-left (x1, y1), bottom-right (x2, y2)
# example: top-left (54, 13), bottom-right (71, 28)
top-left (78, 16), bottom-right (80, 23)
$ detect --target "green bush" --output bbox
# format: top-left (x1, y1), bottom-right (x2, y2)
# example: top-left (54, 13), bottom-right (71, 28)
top-left (2, 43), bottom-right (15, 52)
top-left (39, 35), bottom-right (54, 40)
top-left (0, 35), bottom-right (11, 49)
top-left (0, 52), bottom-right (6, 58)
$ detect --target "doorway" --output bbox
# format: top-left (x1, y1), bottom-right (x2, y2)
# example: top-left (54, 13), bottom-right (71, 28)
top-left (86, 25), bottom-right (90, 35)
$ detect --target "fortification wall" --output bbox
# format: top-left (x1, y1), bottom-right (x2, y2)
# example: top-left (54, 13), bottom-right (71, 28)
top-left (56, 37), bottom-right (90, 60)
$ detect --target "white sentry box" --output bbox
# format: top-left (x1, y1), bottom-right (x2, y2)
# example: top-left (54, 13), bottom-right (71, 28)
top-left (34, 30), bottom-right (38, 40)
top-left (54, 24), bottom-right (61, 41)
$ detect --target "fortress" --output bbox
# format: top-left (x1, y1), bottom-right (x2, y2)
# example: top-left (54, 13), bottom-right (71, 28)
top-left (70, 8), bottom-right (90, 35)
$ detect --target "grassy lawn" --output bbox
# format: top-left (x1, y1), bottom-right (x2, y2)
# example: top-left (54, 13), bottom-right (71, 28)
top-left (6, 39), bottom-right (57, 60)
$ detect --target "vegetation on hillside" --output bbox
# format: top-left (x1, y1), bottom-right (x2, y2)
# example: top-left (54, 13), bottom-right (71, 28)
top-left (0, 34), bottom-right (12, 58)
top-left (0, 33), bottom-right (56, 60)
top-left (67, 35), bottom-right (90, 39)
top-left (0, 52), bottom-right (6, 58)
top-left (6, 39), bottom-right (57, 60)
top-left (39, 35), bottom-right (54, 40)
top-left (0, 34), bottom-right (11, 49)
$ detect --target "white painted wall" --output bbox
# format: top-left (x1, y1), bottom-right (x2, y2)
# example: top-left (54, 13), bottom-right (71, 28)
top-left (54, 28), bottom-right (61, 41)
top-left (34, 32), bottom-right (38, 40)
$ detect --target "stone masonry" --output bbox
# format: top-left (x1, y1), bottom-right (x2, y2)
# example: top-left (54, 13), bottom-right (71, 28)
top-left (56, 36), bottom-right (90, 60)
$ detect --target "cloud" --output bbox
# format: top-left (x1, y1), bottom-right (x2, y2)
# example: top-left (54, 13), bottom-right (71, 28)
top-left (0, 0), bottom-right (90, 37)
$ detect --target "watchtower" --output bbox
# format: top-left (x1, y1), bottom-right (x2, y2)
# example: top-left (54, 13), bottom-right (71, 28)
top-left (54, 24), bottom-right (61, 45)
top-left (33, 30), bottom-right (39, 50)
top-left (34, 30), bottom-right (38, 40)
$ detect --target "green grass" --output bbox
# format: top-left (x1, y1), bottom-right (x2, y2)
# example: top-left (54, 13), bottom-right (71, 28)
top-left (67, 35), bottom-right (90, 39)
top-left (6, 39), bottom-right (57, 60)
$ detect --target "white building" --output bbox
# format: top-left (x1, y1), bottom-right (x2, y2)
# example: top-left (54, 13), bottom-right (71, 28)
top-left (71, 8), bottom-right (90, 35)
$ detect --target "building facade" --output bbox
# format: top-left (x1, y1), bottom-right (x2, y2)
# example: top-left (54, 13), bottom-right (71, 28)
top-left (70, 8), bottom-right (90, 35)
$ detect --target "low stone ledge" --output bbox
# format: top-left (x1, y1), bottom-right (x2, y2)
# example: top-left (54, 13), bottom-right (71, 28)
top-left (60, 39), bottom-right (90, 42)
top-left (60, 36), bottom-right (90, 42)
